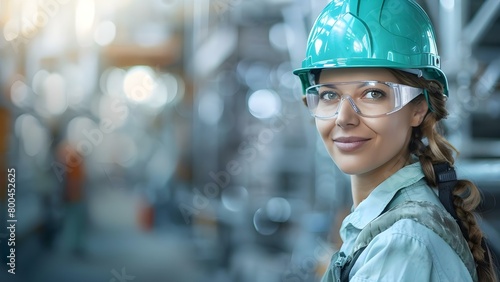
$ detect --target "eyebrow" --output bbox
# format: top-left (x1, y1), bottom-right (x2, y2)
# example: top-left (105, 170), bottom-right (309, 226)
top-left (319, 81), bottom-right (377, 90)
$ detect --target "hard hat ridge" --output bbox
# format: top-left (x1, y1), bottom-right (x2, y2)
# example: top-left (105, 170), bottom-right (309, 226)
top-left (294, 0), bottom-right (448, 95)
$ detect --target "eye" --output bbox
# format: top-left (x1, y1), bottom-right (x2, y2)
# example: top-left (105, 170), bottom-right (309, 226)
top-left (319, 90), bottom-right (341, 101)
top-left (363, 89), bottom-right (386, 100)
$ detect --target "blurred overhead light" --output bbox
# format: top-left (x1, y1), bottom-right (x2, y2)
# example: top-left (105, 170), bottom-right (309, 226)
top-left (440, 0), bottom-right (455, 11)
top-left (248, 89), bottom-right (281, 119)
top-left (75, 0), bottom-right (95, 46)
top-left (94, 20), bottom-right (116, 46)
top-left (123, 66), bottom-right (156, 103)
top-left (122, 66), bottom-right (177, 113)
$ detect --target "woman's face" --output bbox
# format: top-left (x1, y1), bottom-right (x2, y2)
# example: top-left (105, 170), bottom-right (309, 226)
top-left (315, 68), bottom-right (427, 176)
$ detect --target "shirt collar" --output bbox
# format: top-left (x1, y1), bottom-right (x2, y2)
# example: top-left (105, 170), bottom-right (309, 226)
top-left (341, 162), bottom-right (426, 231)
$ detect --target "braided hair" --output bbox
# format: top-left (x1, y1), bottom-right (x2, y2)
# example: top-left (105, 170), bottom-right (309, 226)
top-left (389, 69), bottom-right (498, 282)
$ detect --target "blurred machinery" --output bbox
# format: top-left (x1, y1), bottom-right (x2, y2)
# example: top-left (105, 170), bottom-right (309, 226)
top-left (0, 0), bottom-right (498, 281)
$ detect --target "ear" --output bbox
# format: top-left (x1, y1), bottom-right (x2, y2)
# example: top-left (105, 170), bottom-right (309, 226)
top-left (411, 99), bottom-right (428, 127)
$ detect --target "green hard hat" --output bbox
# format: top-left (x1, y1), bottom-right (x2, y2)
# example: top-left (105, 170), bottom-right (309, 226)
top-left (293, 0), bottom-right (448, 95)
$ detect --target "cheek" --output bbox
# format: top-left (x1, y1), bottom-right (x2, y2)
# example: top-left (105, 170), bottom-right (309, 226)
top-left (315, 119), bottom-right (332, 139)
top-left (365, 114), bottom-right (413, 147)
top-left (315, 119), bottom-right (328, 138)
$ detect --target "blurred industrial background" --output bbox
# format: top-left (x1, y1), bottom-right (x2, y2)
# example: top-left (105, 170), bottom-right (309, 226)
top-left (0, 0), bottom-right (498, 281)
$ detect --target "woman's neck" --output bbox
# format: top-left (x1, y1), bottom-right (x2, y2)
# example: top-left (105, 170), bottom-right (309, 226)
top-left (351, 175), bottom-right (378, 207)
top-left (350, 154), bottom-right (410, 207)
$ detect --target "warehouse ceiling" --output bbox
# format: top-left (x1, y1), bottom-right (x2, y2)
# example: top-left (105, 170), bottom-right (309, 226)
top-left (225, 0), bottom-right (500, 59)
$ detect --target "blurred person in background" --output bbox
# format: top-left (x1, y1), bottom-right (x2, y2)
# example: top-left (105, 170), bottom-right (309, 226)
top-left (55, 141), bottom-right (87, 257)
top-left (293, 0), bottom-right (498, 281)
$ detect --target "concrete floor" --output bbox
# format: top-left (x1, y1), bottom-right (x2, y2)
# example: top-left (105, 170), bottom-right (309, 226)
top-left (0, 228), bottom-right (208, 282)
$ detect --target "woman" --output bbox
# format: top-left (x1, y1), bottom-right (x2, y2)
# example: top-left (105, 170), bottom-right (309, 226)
top-left (293, 0), bottom-right (498, 281)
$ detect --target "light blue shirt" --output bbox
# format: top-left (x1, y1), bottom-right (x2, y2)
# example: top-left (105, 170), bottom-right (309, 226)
top-left (337, 162), bottom-right (476, 281)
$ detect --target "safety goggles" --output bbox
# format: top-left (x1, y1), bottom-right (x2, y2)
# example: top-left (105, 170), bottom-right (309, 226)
top-left (305, 81), bottom-right (424, 119)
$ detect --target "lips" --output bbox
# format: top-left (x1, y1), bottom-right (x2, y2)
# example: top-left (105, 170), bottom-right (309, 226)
top-left (333, 136), bottom-right (371, 152)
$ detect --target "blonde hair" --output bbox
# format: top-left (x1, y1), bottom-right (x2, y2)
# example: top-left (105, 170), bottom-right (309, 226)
top-left (389, 69), bottom-right (498, 282)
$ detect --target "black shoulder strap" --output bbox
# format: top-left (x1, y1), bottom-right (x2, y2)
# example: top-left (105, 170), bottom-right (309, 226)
top-left (433, 162), bottom-right (469, 239)
top-left (433, 162), bottom-right (457, 216)
top-left (434, 162), bottom-right (494, 268)
top-left (339, 247), bottom-right (365, 281)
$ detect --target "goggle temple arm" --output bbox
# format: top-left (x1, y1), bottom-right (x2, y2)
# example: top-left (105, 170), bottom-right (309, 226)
top-left (424, 89), bottom-right (434, 112)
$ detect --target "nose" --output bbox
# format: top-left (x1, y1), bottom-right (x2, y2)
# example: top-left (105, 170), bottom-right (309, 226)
top-left (335, 97), bottom-right (359, 128)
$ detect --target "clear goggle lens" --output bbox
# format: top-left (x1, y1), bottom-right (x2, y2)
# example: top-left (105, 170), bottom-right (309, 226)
top-left (305, 81), bottom-right (423, 119)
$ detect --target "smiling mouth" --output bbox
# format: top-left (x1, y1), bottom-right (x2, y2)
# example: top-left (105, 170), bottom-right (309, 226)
top-left (333, 137), bottom-right (370, 152)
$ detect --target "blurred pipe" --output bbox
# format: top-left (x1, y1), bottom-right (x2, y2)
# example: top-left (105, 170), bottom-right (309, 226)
top-left (457, 159), bottom-right (500, 192)
top-left (474, 57), bottom-right (500, 99)
top-left (478, 220), bottom-right (500, 259)
top-left (189, 0), bottom-right (221, 188)
top-left (193, 26), bottom-right (237, 77)
top-left (281, 4), bottom-right (308, 70)
top-left (309, 0), bottom-right (331, 26)
top-left (184, 0), bottom-right (210, 76)
top-left (424, 0), bottom-right (440, 25)
top-left (438, 0), bottom-right (474, 156)
top-left (439, 0), bottom-right (464, 75)
top-left (463, 0), bottom-right (500, 46)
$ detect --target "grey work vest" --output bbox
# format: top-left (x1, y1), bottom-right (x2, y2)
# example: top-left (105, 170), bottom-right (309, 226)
top-left (321, 201), bottom-right (477, 282)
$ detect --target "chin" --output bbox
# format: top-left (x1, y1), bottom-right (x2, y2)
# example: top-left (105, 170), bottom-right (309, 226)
top-left (337, 166), bottom-right (362, 175)
top-left (333, 160), bottom-right (366, 175)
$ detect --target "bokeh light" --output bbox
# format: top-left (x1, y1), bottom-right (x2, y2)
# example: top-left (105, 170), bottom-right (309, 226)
top-left (10, 80), bottom-right (32, 108)
top-left (42, 72), bottom-right (68, 116)
top-left (266, 197), bottom-right (291, 223)
top-left (269, 23), bottom-right (295, 51)
top-left (253, 208), bottom-right (280, 236)
top-left (222, 186), bottom-right (249, 212)
top-left (3, 20), bottom-right (19, 41)
top-left (14, 114), bottom-right (49, 157)
top-left (248, 89), bottom-right (281, 119)
top-left (198, 92), bottom-right (224, 125)
top-left (94, 20), bottom-right (116, 46)
top-left (123, 66), bottom-right (156, 103)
